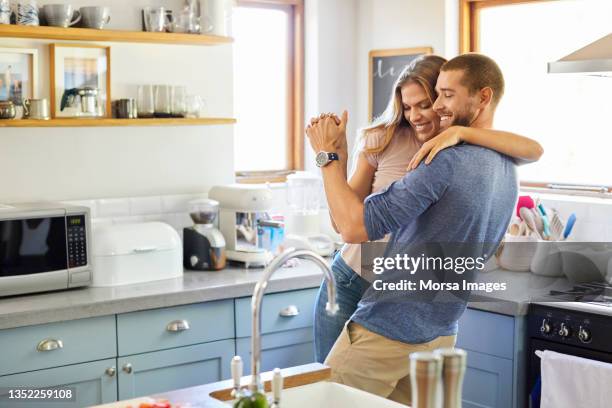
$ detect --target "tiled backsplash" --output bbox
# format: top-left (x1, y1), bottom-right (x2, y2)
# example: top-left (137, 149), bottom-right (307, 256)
top-left (64, 190), bottom-right (612, 243)
top-left (65, 194), bottom-right (207, 234)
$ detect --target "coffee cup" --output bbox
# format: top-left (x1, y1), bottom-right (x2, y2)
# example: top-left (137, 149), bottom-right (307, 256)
top-left (17, 1), bottom-right (40, 26)
top-left (80, 6), bottom-right (111, 29)
top-left (43, 4), bottom-right (81, 27)
top-left (23, 98), bottom-right (50, 120)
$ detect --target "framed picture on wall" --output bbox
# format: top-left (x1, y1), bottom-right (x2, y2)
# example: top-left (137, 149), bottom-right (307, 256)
top-left (368, 47), bottom-right (432, 121)
top-left (49, 44), bottom-right (111, 118)
top-left (0, 47), bottom-right (39, 106)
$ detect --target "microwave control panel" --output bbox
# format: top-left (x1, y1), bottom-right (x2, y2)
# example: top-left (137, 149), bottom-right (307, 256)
top-left (67, 214), bottom-right (87, 268)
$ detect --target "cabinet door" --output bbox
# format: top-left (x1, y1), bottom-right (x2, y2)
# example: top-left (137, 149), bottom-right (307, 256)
top-left (462, 350), bottom-right (513, 408)
top-left (117, 339), bottom-right (234, 400)
top-left (0, 359), bottom-right (117, 408)
top-left (236, 327), bottom-right (314, 373)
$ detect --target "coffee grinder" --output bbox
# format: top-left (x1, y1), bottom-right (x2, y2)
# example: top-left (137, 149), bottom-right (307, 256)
top-left (183, 199), bottom-right (226, 271)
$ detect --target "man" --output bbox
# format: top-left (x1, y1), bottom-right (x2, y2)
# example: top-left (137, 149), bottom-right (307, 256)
top-left (305, 54), bottom-right (518, 404)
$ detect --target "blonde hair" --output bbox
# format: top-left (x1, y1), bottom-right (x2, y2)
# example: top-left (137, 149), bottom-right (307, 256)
top-left (362, 54), bottom-right (447, 154)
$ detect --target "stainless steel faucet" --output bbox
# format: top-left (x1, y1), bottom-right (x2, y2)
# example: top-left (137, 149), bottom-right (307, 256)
top-left (249, 248), bottom-right (339, 392)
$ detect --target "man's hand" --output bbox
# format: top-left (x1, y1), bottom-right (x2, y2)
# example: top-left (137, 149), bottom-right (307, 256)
top-left (305, 110), bottom-right (349, 156)
top-left (407, 125), bottom-right (464, 170)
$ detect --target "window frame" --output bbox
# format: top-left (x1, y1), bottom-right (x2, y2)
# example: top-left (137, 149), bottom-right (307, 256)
top-left (234, 0), bottom-right (304, 183)
top-left (459, 0), bottom-right (612, 194)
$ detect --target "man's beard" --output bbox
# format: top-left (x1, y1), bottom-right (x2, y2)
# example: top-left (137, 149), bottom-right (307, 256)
top-left (451, 107), bottom-right (477, 127)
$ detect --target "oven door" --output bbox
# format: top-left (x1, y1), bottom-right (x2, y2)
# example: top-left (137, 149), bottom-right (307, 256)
top-left (528, 338), bottom-right (612, 407)
top-left (0, 215), bottom-right (68, 278)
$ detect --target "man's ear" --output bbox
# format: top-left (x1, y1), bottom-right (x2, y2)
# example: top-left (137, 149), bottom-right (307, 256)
top-left (479, 87), bottom-right (494, 108)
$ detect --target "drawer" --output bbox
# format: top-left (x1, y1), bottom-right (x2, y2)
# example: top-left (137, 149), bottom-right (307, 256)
top-left (457, 308), bottom-right (515, 359)
top-left (235, 288), bottom-right (318, 338)
top-left (117, 299), bottom-right (234, 356)
top-left (0, 316), bottom-right (116, 376)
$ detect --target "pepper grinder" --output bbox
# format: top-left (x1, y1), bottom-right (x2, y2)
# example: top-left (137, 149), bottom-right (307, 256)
top-left (409, 352), bottom-right (442, 408)
top-left (434, 348), bottom-right (467, 408)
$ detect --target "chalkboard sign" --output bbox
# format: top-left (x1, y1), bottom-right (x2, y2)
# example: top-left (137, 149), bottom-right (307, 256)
top-left (369, 47), bottom-right (432, 121)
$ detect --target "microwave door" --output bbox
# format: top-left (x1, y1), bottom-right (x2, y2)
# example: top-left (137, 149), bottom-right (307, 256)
top-left (0, 216), bottom-right (68, 277)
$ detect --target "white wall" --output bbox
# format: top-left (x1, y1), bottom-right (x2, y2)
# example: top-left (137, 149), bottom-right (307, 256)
top-left (0, 0), bottom-right (234, 203)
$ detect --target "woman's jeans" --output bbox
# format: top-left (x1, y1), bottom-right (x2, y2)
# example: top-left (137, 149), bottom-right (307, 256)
top-left (314, 253), bottom-right (369, 363)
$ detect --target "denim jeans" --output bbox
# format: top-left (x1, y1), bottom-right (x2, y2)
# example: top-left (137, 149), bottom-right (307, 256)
top-left (314, 253), bottom-right (369, 363)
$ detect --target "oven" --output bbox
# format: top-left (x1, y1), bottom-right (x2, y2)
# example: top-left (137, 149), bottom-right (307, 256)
top-left (527, 303), bottom-right (612, 406)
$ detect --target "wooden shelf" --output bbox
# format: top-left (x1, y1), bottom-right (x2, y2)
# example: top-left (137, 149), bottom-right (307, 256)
top-left (0, 118), bottom-right (236, 127)
top-left (0, 24), bottom-right (233, 46)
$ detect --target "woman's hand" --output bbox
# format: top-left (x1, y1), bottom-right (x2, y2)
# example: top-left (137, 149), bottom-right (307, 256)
top-left (305, 111), bottom-right (348, 154)
top-left (407, 126), bottom-right (464, 170)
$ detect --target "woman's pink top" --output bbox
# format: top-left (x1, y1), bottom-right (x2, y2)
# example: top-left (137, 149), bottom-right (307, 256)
top-left (340, 126), bottom-right (421, 274)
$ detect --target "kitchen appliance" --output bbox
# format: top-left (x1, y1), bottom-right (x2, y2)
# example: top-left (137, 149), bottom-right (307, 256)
top-left (0, 202), bottom-right (91, 297)
top-left (92, 222), bottom-right (182, 286)
top-left (22, 98), bottom-right (50, 120)
top-left (61, 87), bottom-right (103, 117)
top-left (208, 184), bottom-right (274, 267)
top-left (527, 303), bottom-right (612, 404)
top-left (548, 33), bottom-right (612, 76)
top-left (284, 172), bottom-right (334, 256)
top-left (183, 199), bottom-right (226, 271)
top-left (0, 100), bottom-right (16, 119)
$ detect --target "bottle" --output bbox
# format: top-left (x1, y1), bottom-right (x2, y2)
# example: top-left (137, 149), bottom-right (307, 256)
top-left (434, 348), bottom-right (467, 408)
top-left (409, 352), bottom-right (442, 408)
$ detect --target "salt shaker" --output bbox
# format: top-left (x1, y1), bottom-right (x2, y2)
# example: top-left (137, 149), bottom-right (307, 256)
top-left (409, 352), bottom-right (442, 408)
top-left (434, 348), bottom-right (467, 408)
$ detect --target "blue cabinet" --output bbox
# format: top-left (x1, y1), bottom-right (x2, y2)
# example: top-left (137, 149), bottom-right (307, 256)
top-left (0, 359), bottom-right (117, 408)
top-left (117, 339), bottom-right (235, 400)
top-left (236, 327), bottom-right (314, 373)
top-left (457, 308), bottom-right (526, 408)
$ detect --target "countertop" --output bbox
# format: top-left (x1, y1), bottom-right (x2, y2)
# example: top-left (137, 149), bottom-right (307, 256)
top-left (0, 263), bottom-right (585, 331)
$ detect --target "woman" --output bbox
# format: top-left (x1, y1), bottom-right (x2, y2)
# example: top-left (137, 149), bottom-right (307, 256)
top-left (313, 54), bottom-right (543, 363)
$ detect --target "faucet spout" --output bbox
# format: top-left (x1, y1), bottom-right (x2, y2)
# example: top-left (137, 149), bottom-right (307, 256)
top-left (249, 248), bottom-right (338, 392)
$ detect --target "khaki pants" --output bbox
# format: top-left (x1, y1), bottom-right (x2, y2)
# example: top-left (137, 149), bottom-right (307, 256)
top-left (324, 321), bottom-right (456, 406)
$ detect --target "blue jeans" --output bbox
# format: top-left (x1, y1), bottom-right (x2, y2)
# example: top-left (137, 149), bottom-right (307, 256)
top-left (314, 253), bottom-right (369, 363)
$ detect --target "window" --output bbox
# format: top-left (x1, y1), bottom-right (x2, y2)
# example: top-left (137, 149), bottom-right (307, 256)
top-left (233, 0), bottom-right (304, 181)
top-left (461, 0), bottom-right (612, 191)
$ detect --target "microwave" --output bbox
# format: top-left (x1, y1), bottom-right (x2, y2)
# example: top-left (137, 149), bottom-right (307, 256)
top-left (0, 202), bottom-right (92, 297)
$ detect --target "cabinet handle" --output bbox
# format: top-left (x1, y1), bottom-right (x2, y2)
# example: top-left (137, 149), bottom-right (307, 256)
top-left (36, 338), bottom-right (63, 352)
top-left (122, 363), bottom-right (133, 374)
top-left (105, 367), bottom-right (116, 377)
top-left (279, 305), bottom-right (299, 317)
top-left (166, 319), bottom-right (190, 332)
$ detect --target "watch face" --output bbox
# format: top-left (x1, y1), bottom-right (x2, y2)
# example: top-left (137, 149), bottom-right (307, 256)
top-left (316, 152), bottom-right (329, 167)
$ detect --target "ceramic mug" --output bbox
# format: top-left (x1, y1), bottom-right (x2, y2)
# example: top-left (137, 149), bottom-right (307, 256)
top-left (80, 6), bottom-right (111, 29)
top-left (17, 0), bottom-right (40, 26)
top-left (0, 0), bottom-right (10, 24)
top-left (43, 4), bottom-right (81, 28)
top-left (23, 98), bottom-right (50, 120)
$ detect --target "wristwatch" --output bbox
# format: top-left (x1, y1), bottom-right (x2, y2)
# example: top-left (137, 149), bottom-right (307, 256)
top-left (315, 152), bottom-right (339, 167)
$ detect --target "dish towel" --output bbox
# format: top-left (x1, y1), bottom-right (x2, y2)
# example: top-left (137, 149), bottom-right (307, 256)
top-left (541, 350), bottom-right (612, 408)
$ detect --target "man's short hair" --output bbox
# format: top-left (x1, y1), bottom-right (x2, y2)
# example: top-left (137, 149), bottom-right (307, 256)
top-left (441, 53), bottom-right (505, 107)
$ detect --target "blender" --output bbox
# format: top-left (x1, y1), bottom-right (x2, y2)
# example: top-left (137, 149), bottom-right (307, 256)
top-left (183, 199), bottom-right (226, 270)
top-left (283, 172), bottom-right (334, 256)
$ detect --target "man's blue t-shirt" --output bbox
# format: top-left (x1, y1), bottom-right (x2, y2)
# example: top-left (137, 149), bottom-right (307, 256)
top-left (353, 144), bottom-right (518, 344)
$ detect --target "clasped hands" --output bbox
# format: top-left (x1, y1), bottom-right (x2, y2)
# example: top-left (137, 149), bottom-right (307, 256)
top-left (305, 110), bottom-right (349, 157)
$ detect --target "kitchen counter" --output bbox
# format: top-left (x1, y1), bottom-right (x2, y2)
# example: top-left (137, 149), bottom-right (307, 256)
top-left (0, 264), bottom-right (578, 330)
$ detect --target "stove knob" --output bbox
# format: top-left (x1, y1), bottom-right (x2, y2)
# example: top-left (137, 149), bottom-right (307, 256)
top-left (540, 319), bottom-right (552, 335)
top-left (558, 322), bottom-right (571, 338)
top-left (578, 326), bottom-right (592, 343)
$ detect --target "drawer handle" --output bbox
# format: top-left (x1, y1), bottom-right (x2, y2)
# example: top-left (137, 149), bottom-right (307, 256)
top-left (166, 319), bottom-right (190, 332)
top-left (122, 363), bottom-right (133, 374)
top-left (105, 367), bottom-right (116, 377)
top-left (133, 246), bottom-right (157, 253)
top-left (279, 305), bottom-right (300, 317)
top-left (36, 338), bottom-right (63, 352)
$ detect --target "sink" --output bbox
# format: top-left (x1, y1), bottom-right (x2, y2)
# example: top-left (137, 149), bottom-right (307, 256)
top-left (227, 381), bottom-right (407, 408)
